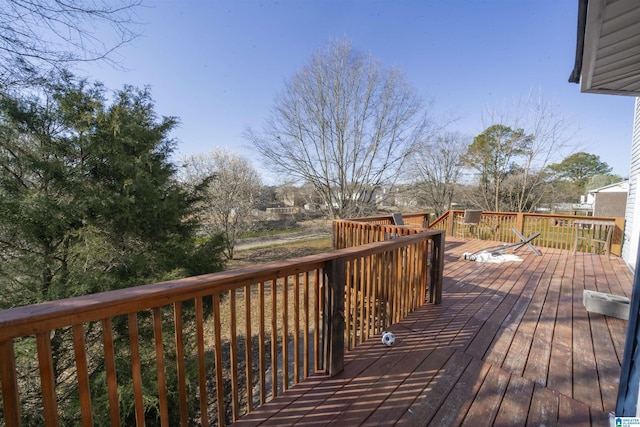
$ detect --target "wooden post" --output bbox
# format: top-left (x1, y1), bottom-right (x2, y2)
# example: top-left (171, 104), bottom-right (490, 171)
top-left (429, 231), bottom-right (445, 304)
top-left (422, 213), bottom-right (431, 229)
top-left (446, 210), bottom-right (455, 236)
top-left (323, 258), bottom-right (345, 376)
top-left (37, 332), bottom-right (59, 426)
top-left (0, 340), bottom-right (21, 427)
top-left (515, 212), bottom-right (525, 237)
top-left (612, 217), bottom-right (625, 256)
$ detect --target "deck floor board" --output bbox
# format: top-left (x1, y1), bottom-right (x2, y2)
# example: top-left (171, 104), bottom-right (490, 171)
top-left (233, 238), bottom-right (633, 426)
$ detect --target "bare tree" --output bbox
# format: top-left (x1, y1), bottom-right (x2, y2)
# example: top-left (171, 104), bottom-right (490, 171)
top-left (245, 40), bottom-right (433, 219)
top-left (409, 132), bottom-right (468, 217)
top-left (465, 92), bottom-right (575, 212)
top-left (507, 93), bottom-right (576, 211)
top-left (0, 0), bottom-right (142, 86)
top-left (181, 149), bottom-right (262, 259)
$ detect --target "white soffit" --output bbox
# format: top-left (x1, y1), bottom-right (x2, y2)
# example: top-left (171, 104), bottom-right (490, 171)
top-left (581, 0), bottom-right (640, 96)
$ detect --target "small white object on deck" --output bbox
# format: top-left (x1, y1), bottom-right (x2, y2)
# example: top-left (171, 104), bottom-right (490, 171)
top-left (463, 252), bottom-right (523, 263)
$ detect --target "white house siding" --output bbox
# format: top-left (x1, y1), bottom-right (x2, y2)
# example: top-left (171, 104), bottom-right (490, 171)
top-left (623, 97), bottom-right (640, 271)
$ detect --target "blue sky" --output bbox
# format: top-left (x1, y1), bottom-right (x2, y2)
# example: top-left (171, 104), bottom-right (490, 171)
top-left (80, 1), bottom-right (636, 181)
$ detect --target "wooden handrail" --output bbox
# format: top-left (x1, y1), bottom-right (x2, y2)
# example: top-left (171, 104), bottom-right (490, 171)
top-left (429, 211), bottom-right (450, 228)
top-left (345, 212), bottom-right (431, 227)
top-left (0, 228), bottom-right (442, 426)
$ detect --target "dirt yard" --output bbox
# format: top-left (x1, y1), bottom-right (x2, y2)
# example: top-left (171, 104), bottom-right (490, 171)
top-left (227, 219), bottom-right (334, 269)
top-left (227, 237), bottom-right (333, 269)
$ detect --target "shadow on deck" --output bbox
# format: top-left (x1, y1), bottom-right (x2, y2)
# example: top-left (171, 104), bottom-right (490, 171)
top-left (234, 238), bottom-right (633, 426)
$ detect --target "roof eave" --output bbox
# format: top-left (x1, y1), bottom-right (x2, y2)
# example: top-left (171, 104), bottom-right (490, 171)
top-left (569, 0), bottom-right (589, 84)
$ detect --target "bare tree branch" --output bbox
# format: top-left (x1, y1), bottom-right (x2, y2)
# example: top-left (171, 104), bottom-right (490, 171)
top-left (0, 0), bottom-right (143, 86)
top-left (409, 132), bottom-right (469, 216)
top-left (466, 91), bottom-right (576, 212)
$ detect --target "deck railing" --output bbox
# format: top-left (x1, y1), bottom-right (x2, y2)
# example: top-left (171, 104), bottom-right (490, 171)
top-left (0, 226), bottom-right (442, 426)
top-left (332, 220), bottom-right (444, 305)
top-left (430, 210), bottom-right (625, 256)
top-left (342, 212), bottom-right (431, 229)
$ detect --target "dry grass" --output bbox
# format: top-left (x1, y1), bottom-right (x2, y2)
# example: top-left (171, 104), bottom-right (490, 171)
top-left (199, 236), bottom-right (333, 424)
top-left (227, 236), bottom-right (333, 270)
top-left (218, 234), bottom-right (333, 348)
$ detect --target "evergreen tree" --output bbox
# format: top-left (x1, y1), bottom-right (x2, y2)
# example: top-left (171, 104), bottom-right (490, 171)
top-left (547, 152), bottom-right (613, 192)
top-left (0, 73), bottom-right (224, 425)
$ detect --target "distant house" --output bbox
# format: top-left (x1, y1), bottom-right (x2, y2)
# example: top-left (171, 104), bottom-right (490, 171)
top-left (374, 185), bottom-right (419, 209)
top-left (588, 180), bottom-right (629, 218)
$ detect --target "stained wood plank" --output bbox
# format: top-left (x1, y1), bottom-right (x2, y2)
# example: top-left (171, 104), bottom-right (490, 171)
top-left (360, 347), bottom-right (454, 426)
top-left (464, 257), bottom-right (534, 360)
top-left (483, 253), bottom-right (550, 367)
top-left (258, 281), bottom-right (267, 405)
top-left (213, 293), bottom-right (226, 426)
top-left (407, 254), bottom-right (520, 354)
top-left (522, 254), bottom-right (562, 386)
top-left (591, 254), bottom-right (630, 363)
top-left (558, 393), bottom-right (591, 425)
top-left (295, 328), bottom-right (426, 425)
top-left (590, 407), bottom-right (613, 426)
top-left (428, 355), bottom-right (492, 426)
top-left (546, 254), bottom-right (574, 398)
top-left (461, 364), bottom-right (511, 426)
top-left (526, 383), bottom-right (559, 426)
top-left (595, 252), bottom-right (625, 296)
top-left (572, 253), bottom-right (603, 410)
top-left (494, 374), bottom-right (535, 426)
top-left (590, 310), bottom-right (622, 412)
top-left (294, 274), bottom-right (301, 383)
top-left (101, 318), bottom-right (121, 427)
top-left (251, 333), bottom-right (389, 426)
top-left (245, 284), bottom-right (255, 412)
top-left (230, 289), bottom-right (240, 421)
top-left (612, 259), bottom-right (634, 299)
top-left (502, 251), bottom-right (561, 377)
top-left (396, 349), bottom-right (473, 426)
top-left (235, 375), bottom-right (329, 425)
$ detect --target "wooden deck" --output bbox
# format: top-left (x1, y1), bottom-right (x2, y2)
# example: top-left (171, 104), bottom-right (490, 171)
top-left (234, 238), bottom-right (634, 426)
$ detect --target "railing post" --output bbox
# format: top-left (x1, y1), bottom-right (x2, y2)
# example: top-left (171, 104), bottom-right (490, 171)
top-left (612, 217), bottom-right (625, 256)
top-left (422, 213), bottom-right (430, 229)
top-left (429, 231), bottom-right (445, 304)
top-left (0, 340), bottom-right (21, 427)
top-left (515, 212), bottom-right (525, 236)
top-left (446, 210), bottom-right (455, 236)
top-left (323, 258), bottom-right (345, 376)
